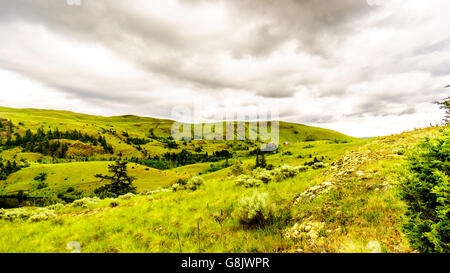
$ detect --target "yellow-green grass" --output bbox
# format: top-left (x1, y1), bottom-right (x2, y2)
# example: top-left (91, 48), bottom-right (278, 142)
top-left (0, 126), bottom-right (441, 253)
top-left (0, 170), bottom-right (325, 253)
top-left (0, 106), bottom-right (356, 145)
top-left (265, 139), bottom-right (369, 166)
top-left (1, 162), bottom-right (183, 194)
top-left (171, 163), bottom-right (212, 177)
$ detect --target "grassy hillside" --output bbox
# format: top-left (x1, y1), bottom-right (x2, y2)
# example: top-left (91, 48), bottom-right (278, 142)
top-left (3, 106), bottom-right (445, 253)
top-left (3, 162), bottom-right (182, 194)
top-left (0, 105), bottom-right (358, 196)
top-left (0, 106), bottom-right (354, 143)
top-left (0, 123), bottom-right (444, 252)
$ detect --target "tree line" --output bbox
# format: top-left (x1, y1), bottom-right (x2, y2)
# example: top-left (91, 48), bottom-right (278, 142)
top-left (0, 160), bottom-right (22, 180)
top-left (0, 127), bottom-right (114, 157)
top-left (129, 149), bottom-right (233, 170)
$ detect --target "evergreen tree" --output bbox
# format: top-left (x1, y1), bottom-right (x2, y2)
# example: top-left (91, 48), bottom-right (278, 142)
top-left (94, 160), bottom-right (137, 198)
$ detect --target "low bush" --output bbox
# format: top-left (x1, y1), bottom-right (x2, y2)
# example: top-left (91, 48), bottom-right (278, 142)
top-left (185, 176), bottom-right (205, 191)
top-left (296, 165), bottom-right (309, 172)
top-left (312, 162), bottom-right (328, 169)
top-left (272, 165), bottom-right (301, 181)
top-left (0, 207), bottom-right (57, 222)
top-left (0, 208), bottom-right (31, 221)
top-left (119, 193), bottom-right (135, 200)
top-left (171, 183), bottom-right (180, 192)
top-left (71, 197), bottom-right (101, 208)
top-left (231, 160), bottom-right (244, 176)
top-left (29, 209), bottom-right (57, 222)
top-left (172, 176), bottom-right (205, 191)
top-left (233, 191), bottom-right (274, 226)
top-left (235, 165), bottom-right (306, 187)
top-left (252, 168), bottom-right (272, 183)
top-left (109, 200), bottom-right (120, 207)
top-left (47, 203), bottom-right (65, 211)
top-left (234, 175), bottom-right (263, 188)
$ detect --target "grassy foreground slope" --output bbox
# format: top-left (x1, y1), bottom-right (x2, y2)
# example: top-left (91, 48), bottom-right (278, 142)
top-left (0, 126), bottom-right (442, 253)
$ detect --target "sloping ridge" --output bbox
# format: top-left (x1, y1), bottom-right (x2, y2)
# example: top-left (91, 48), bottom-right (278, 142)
top-left (0, 105), bottom-right (355, 142)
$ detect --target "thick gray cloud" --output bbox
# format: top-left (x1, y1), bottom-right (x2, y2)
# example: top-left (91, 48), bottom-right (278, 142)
top-left (0, 0), bottom-right (449, 137)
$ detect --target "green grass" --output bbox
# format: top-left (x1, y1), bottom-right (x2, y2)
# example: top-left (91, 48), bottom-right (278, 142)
top-left (3, 162), bottom-right (182, 194)
top-left (0, 105), bottom-right (360, 195)
top-left (1, 106), bottom-right (441, 253)
top-left (0, 170), bottom-right (323, 252)
top-left (0, 126), bottom-right (441, 253)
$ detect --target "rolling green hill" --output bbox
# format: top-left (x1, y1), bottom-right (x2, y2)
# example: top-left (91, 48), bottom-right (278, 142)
top-left (0, 105), bottom-right (357, 195)
top-left (0, 105), bottom-right (354, 143)
top-left (3, 162), bottom-right (182, 194)
top-left (0, 125), bottom-right (444, 253)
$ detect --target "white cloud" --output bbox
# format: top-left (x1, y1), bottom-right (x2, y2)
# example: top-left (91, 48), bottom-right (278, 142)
top-left (0, 0), bottom-right (448, 137)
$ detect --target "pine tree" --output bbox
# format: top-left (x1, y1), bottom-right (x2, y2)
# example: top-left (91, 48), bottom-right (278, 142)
top-left (94, 160), bottom-right (137, 198)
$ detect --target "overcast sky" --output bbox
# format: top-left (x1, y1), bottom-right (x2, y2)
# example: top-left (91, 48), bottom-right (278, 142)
top-left (0, 0), bottom-right (449, 137)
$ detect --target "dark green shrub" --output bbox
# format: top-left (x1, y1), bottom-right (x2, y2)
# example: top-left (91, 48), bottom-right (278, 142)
top-left (400, 131), bottom-right (449, 253)
top-left (34, 172), bottom-right (48, 182)
top-left (35, 193), bottom-right (64, 207)
top-left (36, 181), bottom-right (48, 189)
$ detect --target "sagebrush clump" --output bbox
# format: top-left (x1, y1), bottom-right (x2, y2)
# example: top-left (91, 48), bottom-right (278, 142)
top-left (186, 176), bottom-right (205, 191)
top-left (234, 165), bottom-right (307, 188)
top-left (0, 207), bottom-right (57, 222)
top-left (171, 176), bottom-right (205, 191)
top-left (252, 168), bottom-right (272, 183)
top-left (71, 197), bottom-right (101, 208)
top-left (28, 209), bottom-right (57, 222)
top-left (272, 165), bottom-right (302, 181)
top-left (46, 203), bottom-right (65, 211)
top-left (234, 175), bottom-right (263, 188)
top-left (0, 208), bottom-right (31, 221)
top-left (233, 191), bottom-right (274, 226)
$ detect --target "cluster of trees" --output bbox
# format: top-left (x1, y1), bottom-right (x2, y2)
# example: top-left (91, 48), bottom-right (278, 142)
top-left (0, 160), bottom-right (22, 180)
top-left (0, 119), bottom-right (13, 134)
top-left (129, 149), bottom-right (234, 170)
top-left (125, 136), bottom-right (150, 146)
top-left (147, 131), bottom-right (179, 149)
top-left (0, 128), bottom-right (114, 157)
top-left (121, 131), bottom-right (150, 146)
top-left (303, 156), bottom-right (325, 166)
